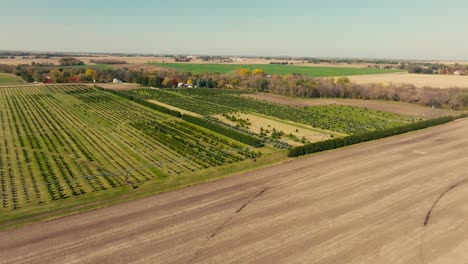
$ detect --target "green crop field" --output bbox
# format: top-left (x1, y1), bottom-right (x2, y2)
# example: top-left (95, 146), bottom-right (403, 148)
top-left (0, 85), bottom-right (263, 214)
top-left (127, 88), bottom-right (414, 135)
top-left (148, 63), bottom-right (403, 77)
top-left (0, 73), bottom-right (25, 85)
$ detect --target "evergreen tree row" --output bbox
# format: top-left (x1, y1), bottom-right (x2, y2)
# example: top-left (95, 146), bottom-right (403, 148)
top-left (288, 115), bottom-right (466, 157)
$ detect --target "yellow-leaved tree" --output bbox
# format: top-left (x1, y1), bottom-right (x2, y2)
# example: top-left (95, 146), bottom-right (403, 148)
top-left (85, 69), bottom-right (97, 81)
top-left (252, 69), bottom-right (265, 75)
top-left (237, 68), bottom-right (251, 75)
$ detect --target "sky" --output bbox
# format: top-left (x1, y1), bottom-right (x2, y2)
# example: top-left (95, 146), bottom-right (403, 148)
top-left (2, 0), bottom-right (468, 60)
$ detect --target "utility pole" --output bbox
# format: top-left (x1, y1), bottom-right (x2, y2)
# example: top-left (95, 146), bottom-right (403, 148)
top-left (124, 169), bottom-right (135, 189)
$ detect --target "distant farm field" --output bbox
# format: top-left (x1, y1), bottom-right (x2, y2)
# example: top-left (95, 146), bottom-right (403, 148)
top-left (149, 63), bottom-right (403, 77)
top-left (0, 73), bottom-right (24, 85)
top-left (348, 72), bottom-right (468, 88)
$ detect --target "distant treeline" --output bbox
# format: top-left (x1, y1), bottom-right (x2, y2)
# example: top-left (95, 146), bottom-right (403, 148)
top-left (59, 57), bottom-right (84, 66)
top-left (407, 63), bottom-right (467, 75)
top-left (89, 59), bottom-right (127, 64)
top-left (1, 63), bottom-right (467, 109)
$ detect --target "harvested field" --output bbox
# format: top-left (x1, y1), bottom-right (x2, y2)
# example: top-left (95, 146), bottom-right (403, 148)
top-left (1, 118), bottom-right (467, 263)
top-left (244, 93), bottom-right (459, 119)
top-left (347, 73), bottom-right (468, 89)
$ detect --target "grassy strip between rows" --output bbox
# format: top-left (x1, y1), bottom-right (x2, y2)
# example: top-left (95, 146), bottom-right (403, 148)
top-left (288, 114), bottom-right (468, 157)
top-left (96, 86), bottom-right (261, 146)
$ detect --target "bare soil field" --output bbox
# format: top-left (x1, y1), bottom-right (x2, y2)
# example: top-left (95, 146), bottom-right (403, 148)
top-left (347, 73), bottom-right (468, 89)
top-left (244, 93), bottom-right (459, 119)
top-left (1, 118), bottom-right (467, 264)
top-left (0, 56), bottom-right (370, 68)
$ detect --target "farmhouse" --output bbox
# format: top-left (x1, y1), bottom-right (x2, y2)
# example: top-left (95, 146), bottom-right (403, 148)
top-left (44, 76), bottom-right (52, 83)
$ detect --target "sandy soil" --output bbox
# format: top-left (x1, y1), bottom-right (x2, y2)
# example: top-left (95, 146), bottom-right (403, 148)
top-left (1, 118), bottom-right (467, 264)
top-left (243, 93), bottom-right (460, 119)
top-left (347, 73), bottom-right (468, 89)
top-left (215, 113), bottom-right (333, 146)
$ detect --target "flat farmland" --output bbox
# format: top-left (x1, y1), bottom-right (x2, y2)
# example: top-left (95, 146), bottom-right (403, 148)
top-left (1, 118), bottom-right (467, 263)
top-left (348, 73), bottom-right (468, 88)
top-left (0, 85), bottom-right (262, 218)
top-left (148, 63), bottom-right (402, 77)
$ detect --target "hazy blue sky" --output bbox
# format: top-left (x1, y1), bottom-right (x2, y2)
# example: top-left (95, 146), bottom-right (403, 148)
top-left (2, 0), bottom-right (468, 60)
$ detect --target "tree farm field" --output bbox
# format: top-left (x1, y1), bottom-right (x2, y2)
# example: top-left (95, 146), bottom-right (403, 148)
top-left (148, 62), bottom-right (403, 77)
top-left (0, 85), bottom-right (270, 224)
top-left (243, 93), bottom-right (462, 119)
top-left (126, 88), bottom-right (415, 135)
top-left (0, 86), bottom-right (415, 226)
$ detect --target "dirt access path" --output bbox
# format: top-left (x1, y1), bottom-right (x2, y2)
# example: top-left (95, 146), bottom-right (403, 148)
top-left (244, 93), bottom-right (460, 119)
top-left (1, 119), bottom-right (468, 264)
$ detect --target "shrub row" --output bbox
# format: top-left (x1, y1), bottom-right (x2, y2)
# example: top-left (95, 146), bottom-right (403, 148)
top-left (181, 115), bottom-right (263, 147)
top-left (96, 87), bottom-right (182, 118)
top-left (288, 115), bottom-right (466, 157)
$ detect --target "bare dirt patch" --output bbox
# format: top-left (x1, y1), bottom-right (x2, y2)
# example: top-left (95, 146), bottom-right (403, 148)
top-left (348, 72), bottom-right (468, 89)
top-left (243, 93), bottom-right (459, 119)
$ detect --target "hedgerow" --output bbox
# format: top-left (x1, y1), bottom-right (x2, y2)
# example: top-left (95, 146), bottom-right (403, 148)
top-left (288, 115), bottom-right (464, 157)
